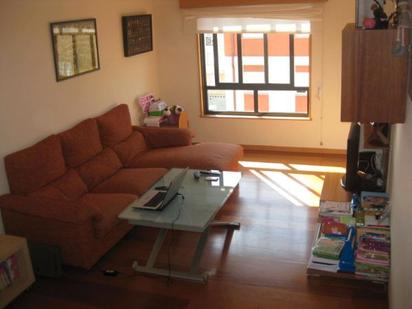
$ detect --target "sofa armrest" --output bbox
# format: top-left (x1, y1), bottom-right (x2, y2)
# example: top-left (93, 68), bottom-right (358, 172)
top-left (134, 126), bottom-right (192, 148)
top-left (0, 194), bottom-right (103, 224)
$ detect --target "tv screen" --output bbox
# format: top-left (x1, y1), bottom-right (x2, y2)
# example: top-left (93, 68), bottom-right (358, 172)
top-left (342, 123), bottom-right (387, 193)
top-left (342, 123), bottom-right (361, 192)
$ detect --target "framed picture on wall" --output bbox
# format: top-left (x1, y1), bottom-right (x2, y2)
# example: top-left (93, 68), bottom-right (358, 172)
top-left (122, 14), bottom-right (153, 57)
top-left (50, 19), bottom-right (100, 81)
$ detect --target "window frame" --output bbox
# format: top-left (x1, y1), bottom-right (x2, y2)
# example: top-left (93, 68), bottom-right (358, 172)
top-left (199, 32), bottom-right (311, 118)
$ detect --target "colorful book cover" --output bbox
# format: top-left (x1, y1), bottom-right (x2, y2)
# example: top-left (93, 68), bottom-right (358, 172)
top-left (312, 237), bottom-right (345, 260)
top-left (321, 221), bottom-right (348, 237)
top-left (8, 254), bottom-right (20, 280)
top-left (360, 191), bottom-right (389, 211)
top-left (320, 201), bottom-right (352, 214)
top-left (308, 255), bottom-right (339, 273)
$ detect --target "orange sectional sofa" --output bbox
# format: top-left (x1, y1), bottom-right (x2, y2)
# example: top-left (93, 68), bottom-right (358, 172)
top-left (0, 104), bottom-right (243, 269)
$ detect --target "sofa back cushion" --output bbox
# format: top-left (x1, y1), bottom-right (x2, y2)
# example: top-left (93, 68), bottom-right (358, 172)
top-left (4, 135), bottom-right (66, 194)
top-left (29, 169), bottom-right (88, 200)
top-left (136, 127), bottom-right (192, 149)
top-left (112, 131), bottom-right (148, 166)
top-left (76, 148), bottom-right (122, 190)
top-left (96, 104), bottom-right (133, 147)
top-left (60, 119), bottom-right (103, 168)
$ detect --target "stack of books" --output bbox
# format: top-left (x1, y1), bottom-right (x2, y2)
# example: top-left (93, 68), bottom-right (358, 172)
top-left (148, 100), bottom-right (167, 116)
top-left (313, 236), bottom-right (345, 259)
top-left (319, 200), bottom-right (354, 224)
top-left (354, 191), bottom-right (391, 281)
top-left (355, 228), bottom-right (390, 281)
top-left (308, 224), bottom-right (347, 272)
top-left (309, 174), bottom-right (392, 281)
top-left (356, 191), bottom-right (390, 228)
top-left (318, 174), bottom-right (354, 224)
top-left (0, 255), bottom-right (20, 292)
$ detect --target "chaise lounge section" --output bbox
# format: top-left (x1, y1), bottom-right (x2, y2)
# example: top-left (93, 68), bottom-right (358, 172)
top-left (0, 104), bottom-right (243, 269)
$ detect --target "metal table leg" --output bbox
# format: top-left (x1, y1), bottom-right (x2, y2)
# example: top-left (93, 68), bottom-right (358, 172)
top-left (131, 220), bottom-right (240, 282)
top-left (146, 229), bottom-right (167, 268)
top-left (132, 228), bottom-right (209, 283)
top-left (190, 228), bottom-right (209, 274)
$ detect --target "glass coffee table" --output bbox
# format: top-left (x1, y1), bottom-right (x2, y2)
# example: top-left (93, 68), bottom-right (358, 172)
top-left (118, 168), bottom-right (241, 282)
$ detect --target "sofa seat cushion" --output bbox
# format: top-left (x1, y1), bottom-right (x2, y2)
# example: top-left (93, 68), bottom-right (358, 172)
top-left (112, 131), bottom-right (148, 167)
top-left (79, 193), bottom-right (136, 239)
top-left (29, 169), bottom-right (88, 200)
top-left (96, 104), bottom-right (133, 147)
top-left (129, 143), bottom-right (244, 171)
top-left (4, 135), bottom-right (67, 195)
top-left (76, 148), bottom-right (122, 190)
top-left (60, 119), bottom-right (103, 167)
top-left (93, 168), bottom-right (168, 195)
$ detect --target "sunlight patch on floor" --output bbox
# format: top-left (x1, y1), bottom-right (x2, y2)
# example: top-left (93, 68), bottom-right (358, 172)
top-left (249, 169), bottom-right (304, 207)
top-left (239, 161), bottom-right (290, 170)
top-left (243, 160), bottom-right (346, 207)
top-left (289, 164), bottom-right (345, 174)
top-left (288, 173), bottom-right (324, 195)
top-left (261, 171), bottom-right (320, 207)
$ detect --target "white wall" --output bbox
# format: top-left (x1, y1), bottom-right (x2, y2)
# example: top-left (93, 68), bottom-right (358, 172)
top-left (0, 0), bottom-right (160, 233)
top-left (389, 1), bottom-right (412, 305)
top-left (390, 95), bottom-right (412, 309)
top-left (153, 0), bottom-right (353, 148)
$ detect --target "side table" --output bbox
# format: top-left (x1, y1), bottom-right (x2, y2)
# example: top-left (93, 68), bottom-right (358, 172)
top-left (0, 235), bottom-right (35, 308)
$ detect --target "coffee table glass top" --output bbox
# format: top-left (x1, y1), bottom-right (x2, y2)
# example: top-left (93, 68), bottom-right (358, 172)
top-left (118, 168), bottom-right (241, 232)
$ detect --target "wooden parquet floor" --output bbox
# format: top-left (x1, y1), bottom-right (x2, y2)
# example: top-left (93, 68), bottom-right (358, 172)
top-left (9, 151), bottom-right (388, 309)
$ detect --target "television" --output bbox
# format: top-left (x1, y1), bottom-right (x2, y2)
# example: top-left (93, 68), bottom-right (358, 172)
top-left (341, 123), bottom-right (385, 193)
top-left (341, 123), bottom-right (361, 192)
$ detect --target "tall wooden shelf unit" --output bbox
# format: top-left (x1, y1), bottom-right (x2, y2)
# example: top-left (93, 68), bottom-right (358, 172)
top-left (0, 235), bottom-right (35, 308)
top-left (341, 24), bottom-right (408, 123)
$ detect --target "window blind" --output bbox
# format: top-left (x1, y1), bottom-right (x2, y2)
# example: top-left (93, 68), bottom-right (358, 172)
top-left (182, 3), bottom-right (324, 23)
top-left (197, 18), bottom-right (311, 33)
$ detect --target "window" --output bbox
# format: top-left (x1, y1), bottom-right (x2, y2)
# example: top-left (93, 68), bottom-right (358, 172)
top-left (199, 31), bottom-right (311, 117)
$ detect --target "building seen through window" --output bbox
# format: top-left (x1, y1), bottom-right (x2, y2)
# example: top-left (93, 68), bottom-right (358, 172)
top-left (199, 22), bottom-right (311, 117)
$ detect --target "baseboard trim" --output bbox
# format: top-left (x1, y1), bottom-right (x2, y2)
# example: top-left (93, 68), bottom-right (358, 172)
top-left (241, 145), bottom-right (346, 155)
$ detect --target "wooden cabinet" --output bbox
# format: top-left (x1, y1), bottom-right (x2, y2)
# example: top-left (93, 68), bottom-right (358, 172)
top-left (0, 235), bottom-right (35, 308)
top-left (341, 24), bottom-right (408, 123)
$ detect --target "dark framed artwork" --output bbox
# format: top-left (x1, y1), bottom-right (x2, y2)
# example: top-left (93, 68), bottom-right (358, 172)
top-left (50, 19), bottom-right (100, 81)
top-left (122, 15), bottom-right (153, 57)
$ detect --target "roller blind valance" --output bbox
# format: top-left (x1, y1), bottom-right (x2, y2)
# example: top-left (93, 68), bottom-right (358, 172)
top-left (180, 0), bottom-right (327, 9)
top-left (182, 3), bottom-right (324, 24)
top-left (197, 18), bottom-right (311, 33)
